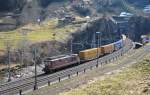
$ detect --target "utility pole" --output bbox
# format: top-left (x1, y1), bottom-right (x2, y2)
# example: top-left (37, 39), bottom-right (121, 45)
top-left (32, 16), bottom-right (40, 89)
top-left (100, 32), bottom-right (102, 66)
top-left (52, 33), bottom-right (56, 55)
top-left (96, 32), bottom-right (101, 67)
top-left (33, 47), bottom-right (38, 90)
top-left (3, 37), bottom-right (13, 82)
top-left (0, 36), bottom-right (11, 82)
top-left (7, 45), bottom-right (11, 82)
top-left (91, 32), bottom-right (96, 48)
top-left (20, 29), bottom-right (27, 70)
top-left (70, 38), bottom-right (73, 54)
top-left (121, 34), bottom-right (125, 55)
top-left (21, 28), bottom-right (32, 73)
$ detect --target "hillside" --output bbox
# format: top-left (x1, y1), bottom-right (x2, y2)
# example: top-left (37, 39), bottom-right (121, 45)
top-left (59, 55), bottom-right (150, 95)
top-left (0, 0), bottom-right (149, 31)
top-left (0, 1), bottom-right (150, 94)
top-left (0, 0), bottom-right (149, 58)
top-left (1, 0), bottom-right (148, 25)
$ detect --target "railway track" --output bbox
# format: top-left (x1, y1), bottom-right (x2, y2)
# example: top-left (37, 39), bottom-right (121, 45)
top-left (0, 39), bottom-right (134, 95)
top-left (28, 43), bottom-right (150, 95)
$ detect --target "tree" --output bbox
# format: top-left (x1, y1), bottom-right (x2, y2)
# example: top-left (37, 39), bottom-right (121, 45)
top-left (1, 36), bottom-right (14, 82)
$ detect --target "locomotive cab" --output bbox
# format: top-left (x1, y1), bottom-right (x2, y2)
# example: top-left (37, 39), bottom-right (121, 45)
top-left (43, 54), bottom-right (80, 73)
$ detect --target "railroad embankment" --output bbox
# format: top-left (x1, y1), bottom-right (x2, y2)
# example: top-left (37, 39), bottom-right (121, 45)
top-left (25, 43), bottom-right (150, 95)
top-left (59, 55), bottom-right (150, 95)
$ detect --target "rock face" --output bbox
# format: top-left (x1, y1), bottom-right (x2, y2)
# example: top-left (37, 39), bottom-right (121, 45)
top-left (0, 0), bottom-right (25, 12)
top-left (129, 16), bottom-right (150, 42)
top-left (126, 0), bottom-right (150, 7)
top-left (19, 0), bottom-right (41, 24)
top-left (0, 0), bottom-right (69, 24)
top-left (39, 0), bottom-right (66, 8)
top-left (0, 0), bottom-right (141, 24)
top-left (71, 17), bottom-right (119, 53)
top-left (0, 0), bottom-right (150, 36)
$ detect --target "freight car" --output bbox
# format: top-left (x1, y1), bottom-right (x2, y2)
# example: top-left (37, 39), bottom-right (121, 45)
top-left (79, 47), bottom-right (103, 61)
top-left (101, 43), bottom-right (115, 54)
top-left (114, 40), bottom-right (123, 51)
top-left (79, 39), bottom-right (124, 61)
top-left (43, 54), bottom-right (80, 73)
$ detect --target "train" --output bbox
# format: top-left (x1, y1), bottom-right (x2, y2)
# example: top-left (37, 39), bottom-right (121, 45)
top-left (43, 37), bottom-right (126, 73)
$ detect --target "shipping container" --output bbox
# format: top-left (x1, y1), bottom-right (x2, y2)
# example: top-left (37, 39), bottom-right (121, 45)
top-left (79, 47), bottom-right (103, 61)
top-left (114, 40), bottom-right (123, 51)
top-left (101, 44), bottom-right (114, 54)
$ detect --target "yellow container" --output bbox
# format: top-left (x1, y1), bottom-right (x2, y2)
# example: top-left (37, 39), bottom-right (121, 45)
top-left (101, 44), bottom-right (114, 54)
top-left (79, 47), bottom-right (103, 60)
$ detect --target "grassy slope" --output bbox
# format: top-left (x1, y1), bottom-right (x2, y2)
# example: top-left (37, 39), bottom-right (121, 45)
top-left (59, 56), bottom-right (150, 95)
top-left (0, 18), bottom-right (77, 50)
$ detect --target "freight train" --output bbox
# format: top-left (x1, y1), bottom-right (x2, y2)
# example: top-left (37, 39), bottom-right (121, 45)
top-left (43, 37), bottom-right (127, 73)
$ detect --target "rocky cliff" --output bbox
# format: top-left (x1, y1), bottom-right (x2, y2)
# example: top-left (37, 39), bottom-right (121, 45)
top-left (129, 16), bottom-right (150, 41)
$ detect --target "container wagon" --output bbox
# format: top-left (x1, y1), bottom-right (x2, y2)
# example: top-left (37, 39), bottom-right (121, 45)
top-left (114, 40), bottom-right (123, 51)
top-left (101, 43), bottom-right (115, 54)
top-left (79, 47), bottom-right (103, 61)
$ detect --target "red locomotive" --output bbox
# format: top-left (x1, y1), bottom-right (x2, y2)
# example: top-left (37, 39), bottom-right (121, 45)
top-left (43, 54), bottom-right (80, 73)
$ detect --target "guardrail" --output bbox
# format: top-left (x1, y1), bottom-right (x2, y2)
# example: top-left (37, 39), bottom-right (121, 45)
top-left (0, 39), bottom-right (133, 95)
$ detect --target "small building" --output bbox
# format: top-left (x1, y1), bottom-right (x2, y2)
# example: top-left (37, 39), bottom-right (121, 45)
top-left (120, 12), bottom-right (133, 17)
top-left (143, 5), bottom-right (150, 15)
top-left (58, 15), bottom-right (75, 25)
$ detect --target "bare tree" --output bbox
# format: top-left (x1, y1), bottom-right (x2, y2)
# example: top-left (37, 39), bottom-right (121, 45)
top-left (16, 28), bottom-right (33, 78)
top-left (31, 43), bottom-right (42, 90)
top-left (2, 36), bottom-right (14, 82)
